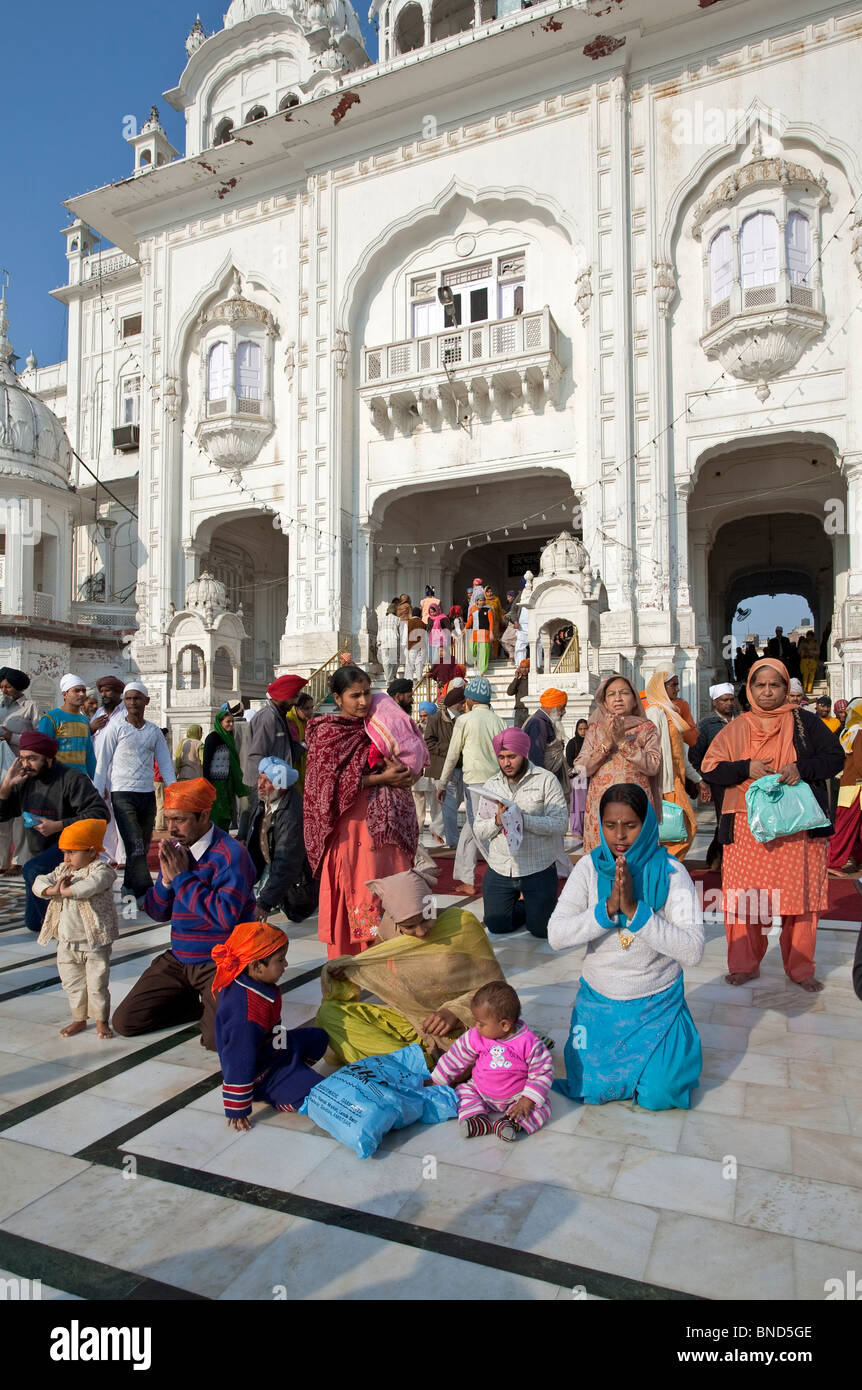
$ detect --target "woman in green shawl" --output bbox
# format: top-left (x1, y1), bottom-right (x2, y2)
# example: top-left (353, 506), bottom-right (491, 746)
top-left (174, 724), bottom-right (203, 780)
top-left (202, 703), bottom-right (249, 830)
top-left (316, 865), bottom-right (505, 1065)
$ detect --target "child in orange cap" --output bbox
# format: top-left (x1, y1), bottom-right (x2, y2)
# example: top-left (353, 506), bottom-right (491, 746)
top-left (212, 921), bottom-right (328, 1130)
top-left (32, 818), bottom-right (118, 1039)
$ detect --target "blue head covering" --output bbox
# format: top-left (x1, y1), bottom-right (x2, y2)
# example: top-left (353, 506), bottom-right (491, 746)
top-left (464, 676), bottom-right (492, 705)
top-left (258, 756), bottom-right (299, 790)
top-left (418, 701), bottom-right (437, 716)
top-left (590, 796), bottom-right (672, 914)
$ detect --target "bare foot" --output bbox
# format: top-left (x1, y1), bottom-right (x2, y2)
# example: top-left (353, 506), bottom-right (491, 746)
top-left (725, 970), bottom-right (760, 986)
top-left (96, 1021), bottom-right (114, 1038)
top-left (796, 977), bottom-right (824, 993)
top-left (454, 882), bottom-right (476, 895)
top-left (60, 1020), bottom-right (87, 1037)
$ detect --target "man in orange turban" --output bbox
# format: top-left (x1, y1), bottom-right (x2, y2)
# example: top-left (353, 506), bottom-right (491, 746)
top-left (522, 688), bottom-right (569, 773)
top-left (212, 920), bottom-right (327, 1130)
top-left (112, 777), bottom-right (258, 1050)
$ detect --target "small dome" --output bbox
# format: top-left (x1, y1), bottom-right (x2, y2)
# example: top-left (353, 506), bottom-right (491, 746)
top-left (0, 295), bottom-right (72, 490)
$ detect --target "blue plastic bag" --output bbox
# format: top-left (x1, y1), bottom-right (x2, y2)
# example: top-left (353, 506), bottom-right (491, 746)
top-left (658, 800), bottom-right (686, 844)
top-left (745, 774), bottom-right (830, 844)
top-left (299, 1042), bottom-right (458, 1158)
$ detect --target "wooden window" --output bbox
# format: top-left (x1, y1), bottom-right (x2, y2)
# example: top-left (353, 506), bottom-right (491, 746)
top-left (235, 340), bottom-right (262, 399)
top-left (121, 314), bottom-right (142, 339)
top-left (740, 212), bottom-right (779, 289)
top-left (786, 212), bottom-right (811, 286)
top-left (207, 342), bottom-right (231, 401)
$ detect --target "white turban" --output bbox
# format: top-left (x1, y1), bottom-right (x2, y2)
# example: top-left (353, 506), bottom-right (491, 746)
top-left (709, 683), bottom-right (734, 700)
top-left (60, 673), bottom-right (86, 693)
top-left (123, 681), bottom-right (149, 697)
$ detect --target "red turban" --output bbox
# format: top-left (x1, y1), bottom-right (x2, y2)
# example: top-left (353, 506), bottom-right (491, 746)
top-left (211, 921), bottom-right (289, 995)
top-left (267, 674), bottom-right (308, 702)
top-left (492, 727), bottom-right (531, 759)
top-left (19, 731), bottom-right (59, 759)
top-left (163, 778), bottom-right (217, 813)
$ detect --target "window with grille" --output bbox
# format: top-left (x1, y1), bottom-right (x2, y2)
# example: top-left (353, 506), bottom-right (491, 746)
top-left (407, 251), bottom-right (526, 338)
top-left (121, 375), bottom-right (140, 425)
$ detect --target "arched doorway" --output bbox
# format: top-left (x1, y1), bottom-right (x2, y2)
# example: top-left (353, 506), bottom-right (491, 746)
top-left (371, 469), bottom-right (579, 614)
top-left (394, 2), bottom-right (425, 52)
top-left (192, 510), bottom-right (290, 696)
top-left (687, 435), bottom-right (845, 701)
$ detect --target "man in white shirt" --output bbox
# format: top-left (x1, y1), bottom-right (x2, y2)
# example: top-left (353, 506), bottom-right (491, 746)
top-left (94, 681), bottom-right (174, 903)
top-left (90, 675), bottom-right (128, 868)
top-left (436, 675), bottom-right (503, 894)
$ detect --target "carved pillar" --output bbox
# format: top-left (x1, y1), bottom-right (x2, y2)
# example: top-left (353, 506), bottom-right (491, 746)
top-left (844, 454), bottom-right (862, 597)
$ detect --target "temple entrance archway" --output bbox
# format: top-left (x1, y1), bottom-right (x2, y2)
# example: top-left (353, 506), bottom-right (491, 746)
top-left (370, 468), bottom-right (579, 614)
top-left (687, 435), bottom-right (845, 703)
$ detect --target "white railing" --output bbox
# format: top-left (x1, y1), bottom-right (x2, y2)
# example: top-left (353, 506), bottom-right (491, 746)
top-left (363, 307), bottom-right (559, 385)
top-left (33, 591), bottom-right (55, 620)
top-left (85, 252), bottom-right (137, 279)
top-left (73, 603), bottom-right (136, 631)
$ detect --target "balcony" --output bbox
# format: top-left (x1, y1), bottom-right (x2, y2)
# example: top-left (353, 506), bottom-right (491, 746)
top-left (72, 602), bottom-right (137, 632)
top-left (360, 306), bottom-right (563, 432)
top-left (701, 277), bottom-right (826, 403)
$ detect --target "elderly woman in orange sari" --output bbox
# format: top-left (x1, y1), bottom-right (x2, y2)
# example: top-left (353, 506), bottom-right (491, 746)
top-left (701, 658), bottom-right (843, 992)
top-left (572, 675), bottom-right (662, 852)
top-left (643, 669), bottom-right (701, 860)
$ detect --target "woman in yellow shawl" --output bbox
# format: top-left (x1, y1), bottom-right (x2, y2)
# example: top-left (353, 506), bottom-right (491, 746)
top-left (316, 866), bottom-right (505, 1064)
top-left (827, 697), bottom-right (862, 875)
top-left (643, 669), bottom-right (698, 859)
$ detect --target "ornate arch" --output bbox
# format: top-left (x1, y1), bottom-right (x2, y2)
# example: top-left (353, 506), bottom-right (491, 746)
top-left (337, 177), bottom-right (585, 333)
top-left (658, 101), bottom-right (862, 265)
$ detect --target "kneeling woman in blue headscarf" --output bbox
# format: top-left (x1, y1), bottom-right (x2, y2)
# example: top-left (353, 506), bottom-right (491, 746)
top-left (547, 783), bottom-right (704, 1110)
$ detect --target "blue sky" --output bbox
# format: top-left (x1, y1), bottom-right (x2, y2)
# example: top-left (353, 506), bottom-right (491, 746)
top-left (1, 2), bottom-right (379, 370)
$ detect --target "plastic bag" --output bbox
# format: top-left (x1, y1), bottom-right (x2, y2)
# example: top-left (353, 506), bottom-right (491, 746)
top-left (745, 774), bottom-right (830, 844)
top-left (299, 1042), bottom-right (458, 1158)
top-left (658, 800), bottom-right (686, 844)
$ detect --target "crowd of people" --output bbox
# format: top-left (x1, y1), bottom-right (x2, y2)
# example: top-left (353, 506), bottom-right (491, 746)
top-left (2, 642), bottom-right (861, 1148)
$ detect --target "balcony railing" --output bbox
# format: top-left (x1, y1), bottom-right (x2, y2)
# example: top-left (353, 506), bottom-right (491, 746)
top-left (32, 592), bottom-right (55, 620)
top-left (361, 307), bottom-right (563, 430)
top-left (72, 603), bottom-right (136, 631)
top-left (364, 307), bottom-right (559, 386)
top-left (85, 252), bottom-right (136, 279)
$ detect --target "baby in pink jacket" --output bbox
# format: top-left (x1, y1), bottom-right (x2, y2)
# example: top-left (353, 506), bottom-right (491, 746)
top-left (430, 981), bottom-right (553, 1141)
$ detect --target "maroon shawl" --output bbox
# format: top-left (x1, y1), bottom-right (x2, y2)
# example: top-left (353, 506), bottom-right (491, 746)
top-left (303, 713), bottom-right (418, 875)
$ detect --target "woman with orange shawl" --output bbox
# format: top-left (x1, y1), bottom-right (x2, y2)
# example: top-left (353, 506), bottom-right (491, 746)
top-left (701, 658), bottom-right (843, 991)
top-left (643, 669), bottom-right (700, 860)
top-left (573, 675), bottom-right (662, 852)
top-left (304, 665), bottom-right (419, 959)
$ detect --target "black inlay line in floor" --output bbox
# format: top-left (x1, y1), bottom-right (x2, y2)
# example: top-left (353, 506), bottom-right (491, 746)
top-left (0, 963), bottom-right (324, 1133)
top-left (0, 1229), bottom-right (208, 1301)
top-left (77, 1140), bottom-right (701, 1303)
top-left (0, 922), bottom-right (170, 975)
top-left (0, 942), bottom-right (169, 1003)
top-left (71, 1051), bottom-right (704, 1304)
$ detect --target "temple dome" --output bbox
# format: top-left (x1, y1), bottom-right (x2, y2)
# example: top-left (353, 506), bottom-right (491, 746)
top-left (0, 295), bottom-right (72, 490)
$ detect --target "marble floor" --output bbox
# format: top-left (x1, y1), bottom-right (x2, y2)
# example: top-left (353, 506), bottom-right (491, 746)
top-left (0, 825), bottom-right (860, 1303)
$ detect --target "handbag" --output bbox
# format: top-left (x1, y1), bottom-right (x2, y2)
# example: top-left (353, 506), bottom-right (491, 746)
top-left (658, 799), bottom-right (686, 844)
top-left (745, 774), bottom-right (830, 844)
top-left (285, 858), bottom-right (320, 922)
